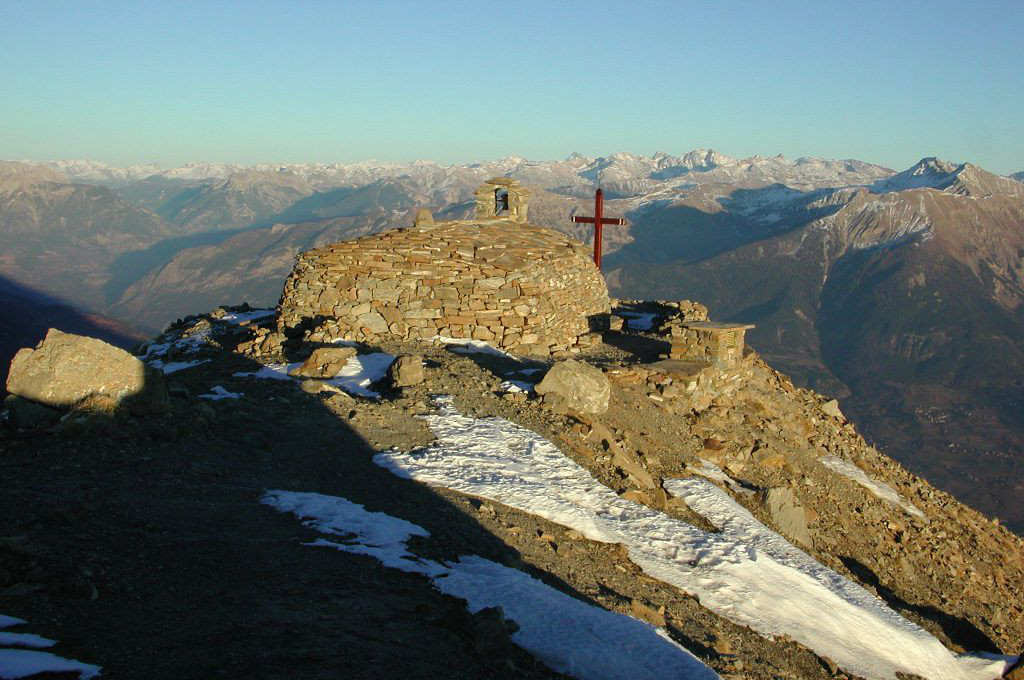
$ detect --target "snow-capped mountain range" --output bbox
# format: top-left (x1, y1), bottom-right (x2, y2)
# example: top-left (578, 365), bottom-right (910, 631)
top-left (33, 149), bottom-right (899, 194)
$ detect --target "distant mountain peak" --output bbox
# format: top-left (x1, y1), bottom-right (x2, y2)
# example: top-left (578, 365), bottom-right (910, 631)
top-left (871, 157), bottom-right (1023, 197)
top-left (871, 157), bottom-right (962, 193)
top-left (911, 156), bottom-right (960, 175)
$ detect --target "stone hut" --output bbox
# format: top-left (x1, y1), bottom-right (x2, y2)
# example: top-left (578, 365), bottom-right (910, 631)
top-left (667, 321), bottom-right (754, 369)
top-left (276, 181), bottom-right (609, 355)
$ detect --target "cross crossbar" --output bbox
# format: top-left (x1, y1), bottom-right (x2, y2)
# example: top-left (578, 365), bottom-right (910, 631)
top-left (571, 188), bottom-right (627, 270)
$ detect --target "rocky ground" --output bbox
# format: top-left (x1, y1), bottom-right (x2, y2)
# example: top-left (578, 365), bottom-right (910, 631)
top-left (2, 302), bottom-right (1022, 679)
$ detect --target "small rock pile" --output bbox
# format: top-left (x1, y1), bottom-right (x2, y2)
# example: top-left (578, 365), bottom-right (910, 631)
top-left (655, 300), bottom-right (710, 328)
top-left (605, 356), bottom-right (757, 414)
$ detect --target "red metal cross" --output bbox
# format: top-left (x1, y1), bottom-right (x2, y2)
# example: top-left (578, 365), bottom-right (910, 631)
top-left (571, 188), bottom-right (626, 270)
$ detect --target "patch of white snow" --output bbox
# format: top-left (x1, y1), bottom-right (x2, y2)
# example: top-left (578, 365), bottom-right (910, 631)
top-left (232, 363), bottom-right (296, 382)
top-left (686, 460), bottom-right (754, 496)
top-left (0, 649), bottom-right (101, 679)
top-left (261, 490), bottom-right (719, 680)
top-left (326, 353), bottom-right (395, 398)
top-left (432, 336), bottom-right (515, 359)
top-left (218, 309), bottom-right (275, 325)
top-left (0, 633), bottom-right (55, 649)
top-left (499, 380), bottom-right (534, 394)
top-left (198, 385), bottom-right (243, 401)
top-left (0, 615), bottom-right (100, 679)
top-left (261, 490), bottom-right (443, 576)
top-left (148, 359), bottom-right (210, 374)
top-left (233, 353), bottom-right (395, 398)
top-left (616, 311), bottom-right (659, 331)
top-left (820, 456), bottom-right (926, 520)
top-left (371, 396), bottom-right (1005, 680)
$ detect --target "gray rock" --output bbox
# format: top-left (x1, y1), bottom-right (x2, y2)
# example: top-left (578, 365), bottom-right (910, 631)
top-left (300, 379), bottom-right (341, 395)
top-left (289, 346), bottom-right (357, 378)
top-left (465, 606), bottom-right (519, 658)
top-left (356, 311), bottom-right (389, 335)
top-left (6, 329), bottom-right (167, 411)
top-left (412, 208), bottom-right (434, 227)
top-left (611, 444), bottom-right (656, 489)
top-left (763, 487), bottom-right (813, 548)
top-left (388, 355), bottom-right (425, 388)
top-left (3, 394), bottom-right (61, 430)
top-left (820, 399), bottom-right (844, 421)
top-left (534, 359), bottom-right (610, 415)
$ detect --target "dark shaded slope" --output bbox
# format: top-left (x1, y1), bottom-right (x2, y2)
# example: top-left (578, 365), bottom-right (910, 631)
top-left (818, 237), bottom-right (1024, 529)
top-left (0, 173), bottom-right (174, 310)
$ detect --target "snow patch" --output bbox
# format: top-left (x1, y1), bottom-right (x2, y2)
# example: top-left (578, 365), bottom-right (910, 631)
top-left (198, 385), bottom-right (243, 401)
top-left (326, 353), bottom-right (395, 398)
top-left (686, 459), bottom-right (754, 496)
top-left (433, 555), bottom-right (718, 680)
top-left (616, 311), bottom-right (659, 331)
top-left (218, 309), bottom-right (275, 325)
top-left (0, 614), bottom-right (100, 679)
top-left (821, 456), bottom-right (926, 520)
top-left (149, 359), bottom-right (210, 374)
top-left (261, 490), bottom-right (443, 576)
top-left (0, 649), bottom-right (101, 679)
top-left (262, 490), bottom-right (718, 680)
top-left (372, 397), bottom-right (1005, 680)
top-left (233, 353), bottom-right (395, 398)
top-left (432, 336), bottom-right (515, 359)
top-left (0, 633), bottom-right (55, 649)
top-left (232, 363), bottom-right (295, 382)
top-left (499, 380), bottom-right (534, 394)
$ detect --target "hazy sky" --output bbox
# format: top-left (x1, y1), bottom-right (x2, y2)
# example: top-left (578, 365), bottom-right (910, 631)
top-left (2, 0), bottom-right (1022, 173)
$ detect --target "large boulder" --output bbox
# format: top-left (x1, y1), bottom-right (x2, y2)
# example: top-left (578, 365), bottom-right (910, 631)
top-left (6, 329), bottom-right (167, 411)
top-left (534, 359), bottom-right (610, 415)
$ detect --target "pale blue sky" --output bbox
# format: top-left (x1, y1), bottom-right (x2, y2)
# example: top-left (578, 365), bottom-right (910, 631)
top-left (2, 0), bottom-right (1021, 173)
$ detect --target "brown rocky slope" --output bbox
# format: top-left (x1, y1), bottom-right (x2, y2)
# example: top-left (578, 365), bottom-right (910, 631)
top-left (1, 300), bottom-right (1022, 679)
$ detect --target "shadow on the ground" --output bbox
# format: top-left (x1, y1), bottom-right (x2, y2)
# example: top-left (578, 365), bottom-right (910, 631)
top-left (0, 322), bottom-right (683, 679)
top-left (839, 555), bottom-right (1000, 653)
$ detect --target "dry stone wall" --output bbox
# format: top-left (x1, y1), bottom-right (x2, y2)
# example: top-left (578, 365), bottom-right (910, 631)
top-left (277, 218), bottom-right (610, 354)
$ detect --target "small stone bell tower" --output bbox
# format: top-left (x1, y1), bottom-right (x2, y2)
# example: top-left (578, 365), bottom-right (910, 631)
top-left (474, 177), bottom-right (530, 223)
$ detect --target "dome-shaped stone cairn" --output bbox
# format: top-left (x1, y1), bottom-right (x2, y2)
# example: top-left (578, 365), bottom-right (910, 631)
top-left (276, 180), bottom-right (610, 355)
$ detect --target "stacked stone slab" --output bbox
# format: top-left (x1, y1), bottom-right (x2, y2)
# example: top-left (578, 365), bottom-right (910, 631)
top-left (666, 321), bottom-right (754, 369)
top-left (276, 214), bottom-right (610, 355)
top-left (475, 177), bottom-right (530, 222)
